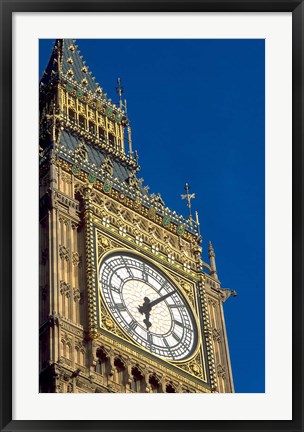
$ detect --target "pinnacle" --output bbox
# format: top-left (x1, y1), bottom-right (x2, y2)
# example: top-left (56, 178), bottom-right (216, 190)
top-left (39, 39), bottom-right (100, 94)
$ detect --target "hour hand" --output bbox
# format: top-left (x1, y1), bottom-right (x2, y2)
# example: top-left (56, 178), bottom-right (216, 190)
top-left (138, 297), bottom-right (152, 330)
top-left (143, 312), bottom-right (152, 330)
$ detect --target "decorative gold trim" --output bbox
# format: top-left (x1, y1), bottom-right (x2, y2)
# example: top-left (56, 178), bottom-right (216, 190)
top-left (96, 238), bottom-right (207, 382)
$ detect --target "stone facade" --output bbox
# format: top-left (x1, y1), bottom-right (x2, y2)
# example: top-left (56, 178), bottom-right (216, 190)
top-left (39, 39), bottom-right (235, 394)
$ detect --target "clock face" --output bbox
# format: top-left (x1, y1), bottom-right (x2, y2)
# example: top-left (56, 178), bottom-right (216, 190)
top-left (99, 253), bottom-right (198, 361)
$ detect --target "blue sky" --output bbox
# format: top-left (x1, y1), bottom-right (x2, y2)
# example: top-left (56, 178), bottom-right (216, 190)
top-left (40, 38), bottom-right (265, 393)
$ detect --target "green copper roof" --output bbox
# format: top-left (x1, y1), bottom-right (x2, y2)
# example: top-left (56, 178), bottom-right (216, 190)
top-left (59, 129), bottom-right (137, 186)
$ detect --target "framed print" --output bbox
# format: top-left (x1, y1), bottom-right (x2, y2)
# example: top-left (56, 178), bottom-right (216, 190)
top-left (1, 1), bottom-right (303, 432)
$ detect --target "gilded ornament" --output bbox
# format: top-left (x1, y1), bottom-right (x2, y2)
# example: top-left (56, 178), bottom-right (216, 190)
top-left (191, 363), bottom-right (200, 375)
top-left (114, 114), bottom-right (122, 123)
top-left (182, 283), bottom-right (191, 293)
top-left (105, 107), bottom-right (113, 116)
top-left (103, 179), bottom-right (112, 194)
top-left (177, 223), bottom-right (186, 236)
top-left (104, 318), bottom-right (114, 330)
top-left (148, 206), bottom-right (156, 220)
top-left (162, 215), bottom-right (171, 227)
top-left (72, 164), bottom-right (80, 175)
top-left (88, 172), bottom-right (97, 183)
top-left (133, 199), bottom-right (141, 210)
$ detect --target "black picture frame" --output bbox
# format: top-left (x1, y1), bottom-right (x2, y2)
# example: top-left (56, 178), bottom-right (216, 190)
top-left (0, 1), bottom-right (303, 431)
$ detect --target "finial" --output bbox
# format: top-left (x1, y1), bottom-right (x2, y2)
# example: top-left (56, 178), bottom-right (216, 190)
top-left (208, 241), bottom-right (218, 280)
top-left (208, 241), bottom-right (215, 257)
top-left (195, 211), bottom-right (202, 243)
top-left (116, 77), bottom-right (124, 109)
top-left (181, 183), bottom-right (196, 226)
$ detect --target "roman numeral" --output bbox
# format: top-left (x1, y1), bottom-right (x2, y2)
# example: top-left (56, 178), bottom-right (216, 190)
top-left (122, 258), bottom-right (134, 278)
top-left (158, 281), bottom-right (168, 294)
top-left (163, 338), bottom-right (170, 348)
top-left (115, 303), bottom-right (126, 311)
top-left (110, 285), bottom-right (120, 293)
top-left (116, 273), bottom-right (124, 282)
top-left (174, 320), bottom-right (184, 328)
top-left (169, 304), bottom-right (185, 308)
top-left (172, 332), bottom-right (180, 341)
top-left (129, 320), bottom-right (137, 331)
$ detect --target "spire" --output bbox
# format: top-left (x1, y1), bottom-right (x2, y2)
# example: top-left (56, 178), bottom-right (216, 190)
top-left (181, 183), bottom-right (196, 226)
top-left (195, 211), bottom-right (202, 243)
top-left (208, 241), bottom-right (218, 280)
top-left (116, 78), bottom-right (124, 109)
top-left (40, 39), bottom-right (100, 94)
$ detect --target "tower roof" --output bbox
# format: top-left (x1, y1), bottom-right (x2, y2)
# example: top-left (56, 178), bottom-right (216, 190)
top-left (39, 39), bottom-right (200, 239)
top-left (40, 39), bottom-right (101, 94)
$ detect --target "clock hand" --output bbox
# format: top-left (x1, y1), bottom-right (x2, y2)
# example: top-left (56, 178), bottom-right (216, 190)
top-left (138, 297), bottom-right (152, 330)
top-left (149, 290), bottom-right (175, 308)
top-left (138, 291), bottom-right (175, 330)
top-left (143, 311), bottom-right (152, 331)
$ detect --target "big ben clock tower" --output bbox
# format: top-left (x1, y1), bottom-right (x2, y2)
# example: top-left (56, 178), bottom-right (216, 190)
top-left (39, 39), bottom-right (235, 394)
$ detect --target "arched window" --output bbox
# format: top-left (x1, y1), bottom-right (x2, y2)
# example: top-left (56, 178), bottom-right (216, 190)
top-left (149, 374), bottom-right (161, 393)
top-left (89, 121), bottom-right (95, 134)
top-left (68, 108), bottom-right (75, 122)
top-left (131, 366), bottom-right (144, 393)
top-left (66, 343), bottom-right (72, 360)
top-left (60, 339), bottom-right (65, 359)
top-left (98, 127), bottom-right (105, 141)
top-left (79, 349), bottom-right (85, 366)
top-left (108, 133), bottom-right (115, 146)
top-left (79, 114), bottom-right (86, 129)
top-left (96, 347), bottom-right (109, 376)
top-left (114, 357), bottom-right (126, 386)
top-left (166, 383), bottom-right (176, 393)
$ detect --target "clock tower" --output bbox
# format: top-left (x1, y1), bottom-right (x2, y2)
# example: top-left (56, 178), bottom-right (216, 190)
top-left (39, 39), bottom-right (235, 393)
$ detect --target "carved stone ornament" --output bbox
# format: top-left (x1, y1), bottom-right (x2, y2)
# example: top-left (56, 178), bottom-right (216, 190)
top-left (60, 281), bottom-right (71, 297)
top-left (126, 170), bottom-right (144, 191)
top-left (73, 287), bottom-right (81, 302)
top-left (217, 364), bottom-right (226, 379)
top-left (100, 156), bottom-right (113, 176)
top-left (104, 317), bottom-right (114, 330)
top-left (148, 206), bottom-right (156, 220)
top-left (208, 298), bottom-right (218, 308)
top-left (74, 140), bottom-right (88, 162)
top-left (61, 172), bottom-right (72, 184)
top-left (48, 312), bottom-right (61, 327)
top-left (72, 252), bottom-right (82, 267)
top-left (151, 192), bottom-right (165, 209)
top-left (212, 328), bottom-right (221, 342)
top-left (59, 244), bottom-right (70, 261)
top-left (177, 352), bottom-right (203, 380)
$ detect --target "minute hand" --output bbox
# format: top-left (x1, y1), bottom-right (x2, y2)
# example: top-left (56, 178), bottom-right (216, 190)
top-left (149, 291), bottom-right (175, 308)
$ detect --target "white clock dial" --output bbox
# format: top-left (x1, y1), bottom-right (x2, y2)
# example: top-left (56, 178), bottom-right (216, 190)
top-left (99, 253), bottom-right (198, 361)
